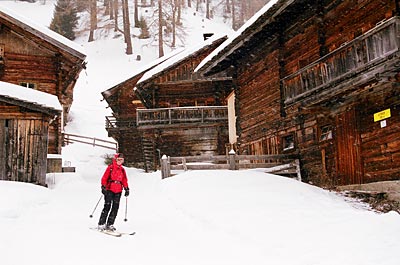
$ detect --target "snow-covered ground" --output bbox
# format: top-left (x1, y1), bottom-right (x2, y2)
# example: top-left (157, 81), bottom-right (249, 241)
top-left (1, 1), bottom-right (400, 265)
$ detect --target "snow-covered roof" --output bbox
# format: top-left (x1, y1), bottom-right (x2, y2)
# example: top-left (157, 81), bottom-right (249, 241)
top-left (194, 0), bottom-right (281, 73)
top-left (103, 48), bottom-right (186, 95)
top-left (136, 34), bottom-right (227, 87)
top-left (0, 81), bottom-right (62, 113)
top-left (0, 5), bottom-right (86, 60)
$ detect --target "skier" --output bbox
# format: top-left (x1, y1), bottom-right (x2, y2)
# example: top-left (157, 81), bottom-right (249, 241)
top-left (98, 153), bottom-right (129, 231)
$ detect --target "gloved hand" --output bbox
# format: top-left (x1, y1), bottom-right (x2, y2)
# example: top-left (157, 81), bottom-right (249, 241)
top-left (101, 185), bottom-right (107, 195)
top-left (124, 187), bottom-right (130, 197)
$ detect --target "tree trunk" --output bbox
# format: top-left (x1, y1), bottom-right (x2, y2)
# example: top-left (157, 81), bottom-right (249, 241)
top-left (187, 0), bottom-right (191, 8)
top-left (104, 0), bottom-right (110, 16)
top-left (177, 0), bottom-right (182, 25)
top-left (225, 0), bottom-right (230, 13)
top-left (134, 0), bottom-right (140, 27)
top-left (206, 0), bottom-right (210, 19)
top-left (240, 0), bottom-right (245, 27)
top-left (114, 0), bottom-right (119, 32)
top-left (88, 0), bottom-right (97, 42)
top-left (172, 0), bottom-right (177, 47)
top-left (231, 0), bottom-right (237, 30)
top-left (122, 0), bottom-right (133, 54)
top-left (109, 0), bottom-right (114, 19)
top-left (158, 0), bottom-right (164, 57)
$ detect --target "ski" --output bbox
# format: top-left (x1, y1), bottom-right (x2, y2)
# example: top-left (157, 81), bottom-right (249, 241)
top-left (90, 227), bottom-right (135, 237)
top-left (120, 231), bottom-right (136, 236)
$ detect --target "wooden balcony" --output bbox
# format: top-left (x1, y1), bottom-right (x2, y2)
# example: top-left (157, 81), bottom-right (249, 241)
top-left (136, 106), bottom-right (228, 128)
top-left (282, 16), bottom-right (400, 105)
top-left (105, 116), bottom-right (136, 131)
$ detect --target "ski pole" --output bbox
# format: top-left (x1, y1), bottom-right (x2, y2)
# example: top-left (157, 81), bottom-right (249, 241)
top-left (89, 195), bottom-right (103, 218)
top-left (124, 197), bottom-right (128, 222)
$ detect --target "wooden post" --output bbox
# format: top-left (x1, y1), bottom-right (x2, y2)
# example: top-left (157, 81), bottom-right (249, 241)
top-left (295, 159), bottom-right (302, 181)
top-left (229, 149), bottom-right (236, 170)
top-left (161, 154), bottom-right (170, 178)
top-left (182, 157), bottom-right (187, 171)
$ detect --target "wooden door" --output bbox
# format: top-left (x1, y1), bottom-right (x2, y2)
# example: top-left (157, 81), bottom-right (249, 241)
top-left (335, 108), bottom-right (363, 185)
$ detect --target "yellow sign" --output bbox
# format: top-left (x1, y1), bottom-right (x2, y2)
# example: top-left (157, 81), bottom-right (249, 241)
top-left (374, 109), bottom-right (391, 122)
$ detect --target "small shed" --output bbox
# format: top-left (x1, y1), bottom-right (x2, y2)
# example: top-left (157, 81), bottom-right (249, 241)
top-left (0, 81), bottom-right (61, 186)
top-left (0, 6), bottom-right (86, 155)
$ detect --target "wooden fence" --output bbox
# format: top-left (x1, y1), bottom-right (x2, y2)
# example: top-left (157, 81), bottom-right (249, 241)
top-left (63, 133), bottom-right (118, 151)
top-left (160, 151), bottom-right (301, 181)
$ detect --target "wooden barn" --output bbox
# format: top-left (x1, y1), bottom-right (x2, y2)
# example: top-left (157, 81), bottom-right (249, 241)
top-left (102, 35), bottom-right (232, 171)
top-left (196, 0), bottom-right (400, 187)
top-left (0, 6), bottom-right (86, 155)
top-left (102, 49), bottom-right (186, 170)
top-left (0, 81), bottom-right (62, 185)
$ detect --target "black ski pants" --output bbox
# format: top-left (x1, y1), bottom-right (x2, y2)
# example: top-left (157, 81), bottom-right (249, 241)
top-left (98, 190), bottom-right (122, 226)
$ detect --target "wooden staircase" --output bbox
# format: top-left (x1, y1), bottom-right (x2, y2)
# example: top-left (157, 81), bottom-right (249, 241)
top-left (141, 136), bottom-right (156, 172)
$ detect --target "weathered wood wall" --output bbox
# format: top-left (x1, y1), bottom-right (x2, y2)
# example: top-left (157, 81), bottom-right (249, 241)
top-left (0, 31), bottom-right (62, 154)
top-left (232, 0), bottom-right (398, 186)
top-left (145, 123), bottom-right (228, 158)
top-left (0, 102), bottom-right (50, 185)
top-left (358, 83), bottom-right (400, 183)
top-left (0, 17), bottom-right (85, 155)
top-left (114, 128), bottom-right (145, 168)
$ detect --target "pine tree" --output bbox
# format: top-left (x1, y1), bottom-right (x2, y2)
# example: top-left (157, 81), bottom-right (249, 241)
top-left (49, 0), bottom-right (79, 40)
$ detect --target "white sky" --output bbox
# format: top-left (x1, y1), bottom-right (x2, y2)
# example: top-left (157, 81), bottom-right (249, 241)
top-left (0, 1), bottom-right (399, 265)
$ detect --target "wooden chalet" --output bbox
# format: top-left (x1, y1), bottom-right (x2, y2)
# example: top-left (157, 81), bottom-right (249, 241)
top-left (0, 81), bottom-right (62, 185)
top-left (102, 49), bottom-right (186, 170)
top-left (0, 6), bottom-right (86, 155)
top-left (197, 0), bottom-right (400, 187)
top-left (103, 35), bottom-right (232, 171)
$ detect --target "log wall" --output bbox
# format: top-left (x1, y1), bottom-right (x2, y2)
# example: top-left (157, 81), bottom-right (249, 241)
top-left (0, 102), bottom-right (50, 185)
top-left (152, 124), bottom-right (228, 158)
top-left (233, 0), bottom-right (398, 186)
top-left (0, 19), bottom-right (84, 155)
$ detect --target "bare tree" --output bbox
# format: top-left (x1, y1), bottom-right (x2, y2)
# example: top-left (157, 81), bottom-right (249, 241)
top-left (231, 0), bottom-right (237, 30)
top-left (225, 0), bottom-right (230, 13)
top-left (158, 0), bottom-right (164, 57)
top-left (239, 0), bottom-right (246, 27)
top-left (113, 0), bottom-right (119, 32)
top-left (122, 0), bottom-right (133, 54)
top-left (88, 0), bottom-right (97, 42)
top-left (134, 0), bottom-right (140, 27)
top-left (196, 0), bottom-right (200, 12)
top-left (171, 0), bottom-right (178, 47)
top-left (177, 0), bottom-right (182, 25)
top-left (206, 0), bottom-right (210, 19)
top-left (104, 0), bottom-right (110, 16)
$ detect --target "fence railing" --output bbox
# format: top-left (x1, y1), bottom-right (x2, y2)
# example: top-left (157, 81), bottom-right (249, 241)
top-left (136, 106), bottom-right (228, 126)
top-left (63, 133), bottom-right (118, 151)
top-left (160, 151), bottom-right (301, 181)
top-left (282, 16), bottom-right (399, 104)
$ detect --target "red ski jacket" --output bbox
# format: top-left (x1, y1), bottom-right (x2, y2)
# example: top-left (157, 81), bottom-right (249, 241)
top-left (101, 157), bottom-right (128, 193)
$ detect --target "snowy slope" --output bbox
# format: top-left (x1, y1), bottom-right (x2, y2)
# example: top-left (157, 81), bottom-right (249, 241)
top-left (0, 2), bottom-right (399, 265)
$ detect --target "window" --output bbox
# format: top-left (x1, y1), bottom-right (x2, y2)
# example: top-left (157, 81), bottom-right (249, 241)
top-left (20, 82), bottom-right (36, 89)
top-left (282, 134), bottom-right (295, 151)
top-left (319, 125), bottom-right (333, 141)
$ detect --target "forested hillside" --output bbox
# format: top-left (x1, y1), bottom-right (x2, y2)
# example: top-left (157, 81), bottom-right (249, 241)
top-left (46, 0), bottom-right (272, 56)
